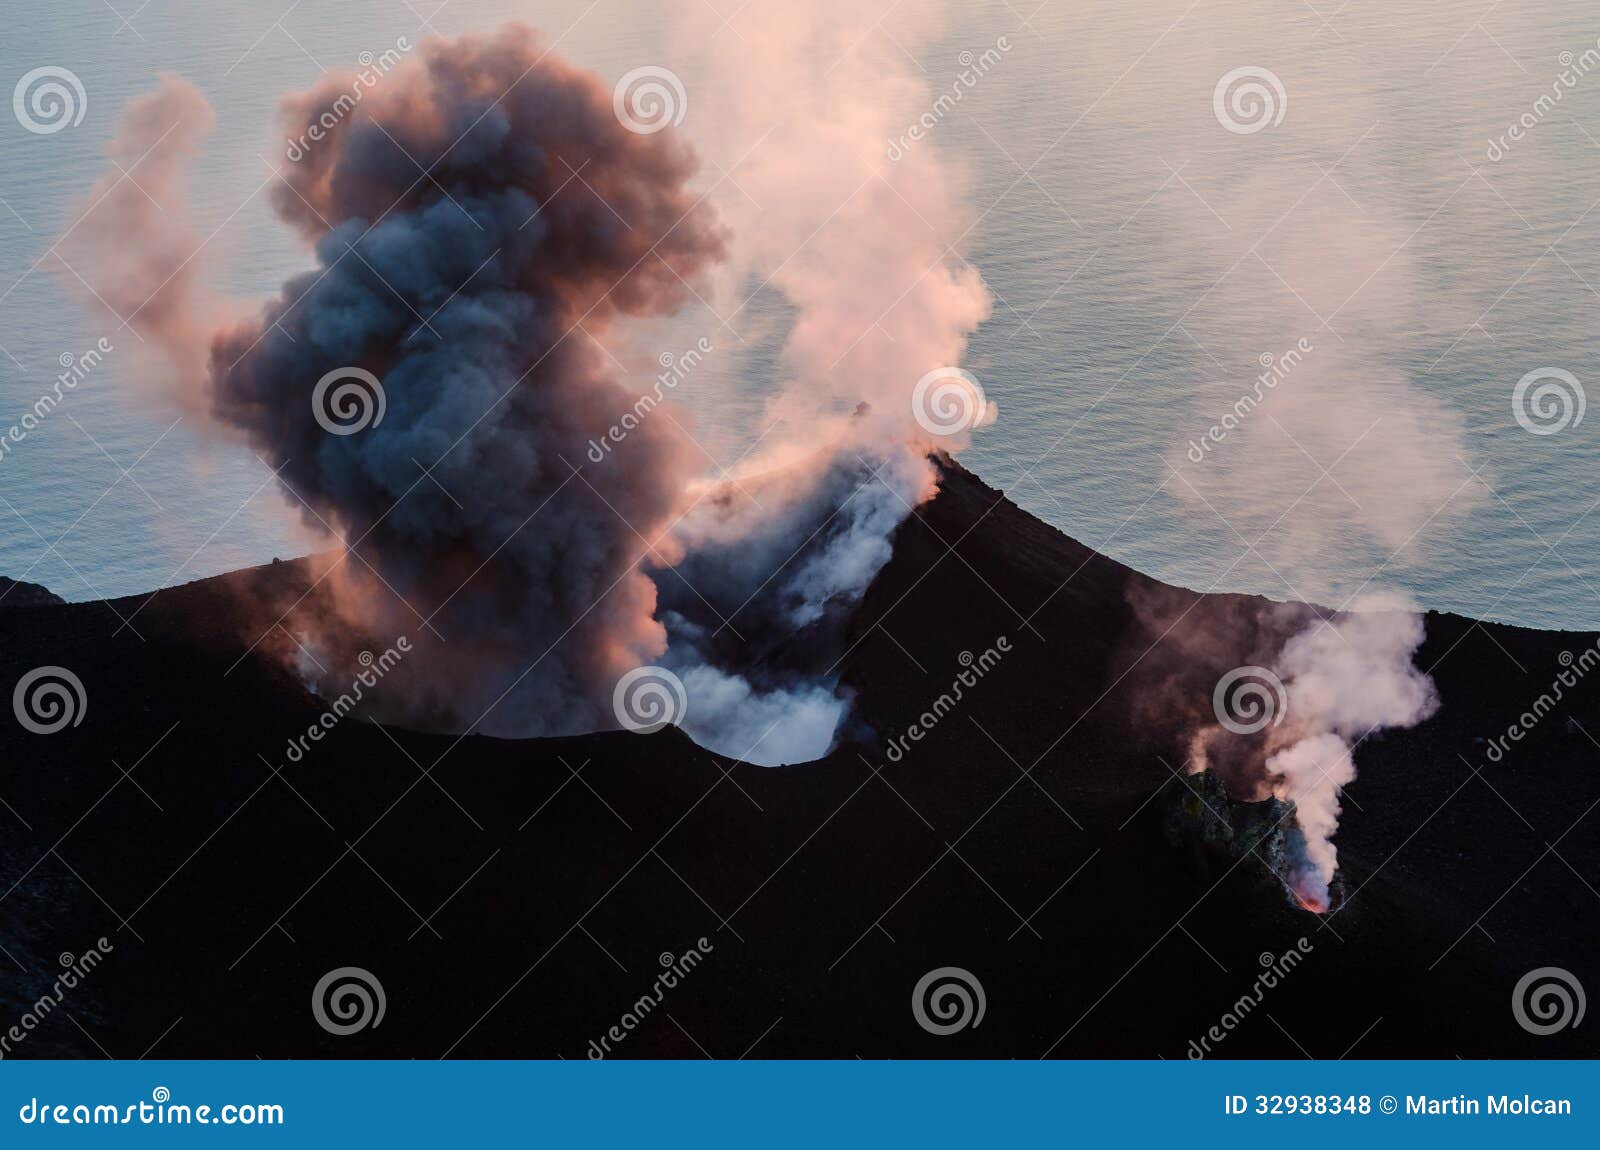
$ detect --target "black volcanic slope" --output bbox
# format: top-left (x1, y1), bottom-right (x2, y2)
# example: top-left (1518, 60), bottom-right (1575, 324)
top-left (0, 458), bottom-right (1595, 1059)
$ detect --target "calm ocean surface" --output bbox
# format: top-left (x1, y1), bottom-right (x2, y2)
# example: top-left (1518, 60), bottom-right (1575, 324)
top-left (1, 0), bottom-right (1596, 629)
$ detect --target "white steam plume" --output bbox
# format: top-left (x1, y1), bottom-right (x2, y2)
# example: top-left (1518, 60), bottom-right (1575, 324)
top-left (1146, 30), bottom-right (1474, 908)
top-left (1265, 599), bottom-right (1439, 909)
top-left (655, 0), bottom-right (996, 762)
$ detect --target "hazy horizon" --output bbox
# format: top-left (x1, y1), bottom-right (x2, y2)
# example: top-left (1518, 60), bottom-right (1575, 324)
top-left (2, 0), bottom-right (1597, 630)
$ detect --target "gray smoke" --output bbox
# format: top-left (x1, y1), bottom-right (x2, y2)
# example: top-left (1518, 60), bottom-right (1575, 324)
top-left (70, 29), bottom-right (725, 735)
top-left (63, 20), bottom-right (994, 763)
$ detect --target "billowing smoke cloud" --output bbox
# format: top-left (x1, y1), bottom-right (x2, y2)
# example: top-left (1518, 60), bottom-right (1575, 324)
top-left (686, 0), bottom-right (993, 433)
top-left (1113, 26), bottom-right (1477, 909)
top-left (66, 28), bottom-right (725, 736)
top-left (1265, 601), bottom-right (1439, 907)
top-left (57, 74), bottom-right (226, 415)
top-left (1181, 597), bottom-right (1439, 909)
top-left (658, 447), bottom-right (938, 763)
top-left (646, 0), bottom-right (994, 759)
top-left (58, 18), bottom-right (995, 761)
top-left (223, 27), bottom-right (733, 735)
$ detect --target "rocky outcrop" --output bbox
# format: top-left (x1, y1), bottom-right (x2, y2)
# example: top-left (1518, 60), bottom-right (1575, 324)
top-left (0, 576), bottom-right (64, 608)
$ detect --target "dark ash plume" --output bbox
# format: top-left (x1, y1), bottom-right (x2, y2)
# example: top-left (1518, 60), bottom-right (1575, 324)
top-left (61, 22), bottom-right (994, 761)
top-left (205, 27), bottom-right (725, 734)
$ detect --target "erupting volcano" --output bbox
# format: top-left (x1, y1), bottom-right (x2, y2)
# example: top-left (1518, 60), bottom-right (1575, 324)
top-left (20, 18), bottom-right (1562, 1067)
top-left (57, 20), bottom-right (994, 765)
